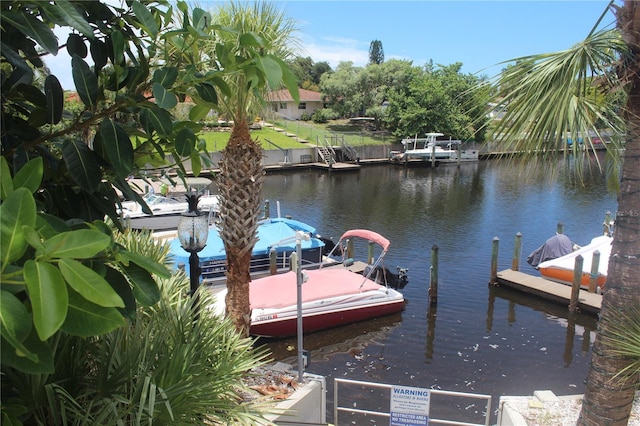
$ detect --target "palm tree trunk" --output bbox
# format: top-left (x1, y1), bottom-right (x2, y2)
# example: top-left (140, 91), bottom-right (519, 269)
top-left (216, 119), bottom-right (264, 337)
top-left (579, 3), bottom-right (640, 423)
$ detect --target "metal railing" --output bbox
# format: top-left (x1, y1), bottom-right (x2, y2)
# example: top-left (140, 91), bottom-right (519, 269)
top-left (334, 378), bottom-right (492, 426)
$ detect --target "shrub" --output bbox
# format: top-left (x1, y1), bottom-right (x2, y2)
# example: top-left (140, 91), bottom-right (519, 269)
top-left (312, 108), bottom-right (337, 123)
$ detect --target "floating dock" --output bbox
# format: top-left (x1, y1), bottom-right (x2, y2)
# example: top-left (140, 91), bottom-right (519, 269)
top-left (494, 269), bottom-right (602, 315)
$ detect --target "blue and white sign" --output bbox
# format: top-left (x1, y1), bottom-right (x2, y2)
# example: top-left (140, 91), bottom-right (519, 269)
top-left (389, 385), bottom-right (430, 426)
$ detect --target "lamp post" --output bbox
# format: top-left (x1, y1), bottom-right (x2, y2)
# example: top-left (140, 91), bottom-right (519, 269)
top-left (177, 194), bottom-right (209, 307)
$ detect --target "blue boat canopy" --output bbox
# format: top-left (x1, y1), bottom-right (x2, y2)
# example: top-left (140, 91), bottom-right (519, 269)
top-left (169, 217), bottom-right (325, 268)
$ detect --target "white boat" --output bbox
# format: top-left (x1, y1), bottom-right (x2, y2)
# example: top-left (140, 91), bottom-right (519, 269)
top-left (389, 132), bottom-right (479, 164)
top-left (537, 235), bottom-right (612, 290)
top-left (211, 229), bottom-right (407, 337)
top-left (119, 193), bottom-right (220, 231)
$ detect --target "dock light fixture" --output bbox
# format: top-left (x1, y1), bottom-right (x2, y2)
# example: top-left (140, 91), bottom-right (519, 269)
top-left (177, 194), bottom-right (209, 301)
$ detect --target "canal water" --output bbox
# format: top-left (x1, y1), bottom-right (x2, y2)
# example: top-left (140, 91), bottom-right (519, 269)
top-left (256, 154), bottom-right (616, 424)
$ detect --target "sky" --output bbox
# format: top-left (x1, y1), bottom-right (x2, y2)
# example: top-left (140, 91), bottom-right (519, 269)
top-left (49, 1), bottom-right (615, 90)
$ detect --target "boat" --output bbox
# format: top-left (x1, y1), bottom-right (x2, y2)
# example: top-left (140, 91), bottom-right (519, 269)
top-left (389, 132), bottom-right (479, 164)
top-left (119, 192), bottom-right (220, 231)
top-left (163, 217), bottom-right (329, 285)
top-left (210, 229), bottom-right (407, 337)
top-left (527, 233), bottom-right (575, 268)
top-left (118, 177), bottom-right (220, 231)
top-left (536, 235), bottom-right (612, 290)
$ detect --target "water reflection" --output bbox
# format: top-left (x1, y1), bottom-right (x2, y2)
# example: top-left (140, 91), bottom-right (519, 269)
top-left (256, 154), bottom-right (615, 423)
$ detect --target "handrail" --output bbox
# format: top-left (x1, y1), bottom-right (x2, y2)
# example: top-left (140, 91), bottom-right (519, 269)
top-left (264, 138), bottom-right (291, 163)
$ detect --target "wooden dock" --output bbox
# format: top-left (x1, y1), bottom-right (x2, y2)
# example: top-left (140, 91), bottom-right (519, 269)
top-left (495, 269), bottom-right (602, 315)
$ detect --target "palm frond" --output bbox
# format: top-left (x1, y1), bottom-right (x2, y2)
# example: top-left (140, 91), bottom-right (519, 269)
top-left (601, 304), bottom-right (640, 383)
top-left (484, 28), bottom-right (628, 181)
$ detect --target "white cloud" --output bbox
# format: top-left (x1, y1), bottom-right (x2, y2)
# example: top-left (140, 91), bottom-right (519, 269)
top-left (295, 33), bottom-right (369, 68)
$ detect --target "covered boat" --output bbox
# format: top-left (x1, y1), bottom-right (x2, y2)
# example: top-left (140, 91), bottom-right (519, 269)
top-left (537, 235), bottom-right (612, 290)
top-left (527, 233), bottom-right (574, 268)
top-left (166, 217), bottom-right (327, 284)
top-left (211, 229), bottom-right (406, 337)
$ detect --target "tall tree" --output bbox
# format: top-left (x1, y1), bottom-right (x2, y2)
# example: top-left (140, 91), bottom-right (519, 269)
top-left (369, 39), bottom-right (384, 65)
top-left (208, 1), bottom-right (299, 335)
top-left (480, 3), bottom-right (639, 423)
top-left (0, 0), bottom-right (231, 375)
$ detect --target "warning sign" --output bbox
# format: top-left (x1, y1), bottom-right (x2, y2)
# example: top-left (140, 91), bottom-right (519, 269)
top-left (389, 385), bottom-right (430, 426)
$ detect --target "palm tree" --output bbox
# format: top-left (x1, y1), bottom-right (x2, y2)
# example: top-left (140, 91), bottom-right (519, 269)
top-left (482, 2), bottom-right (639, 424)
top-left (209, 1), bottom-right (299, 335)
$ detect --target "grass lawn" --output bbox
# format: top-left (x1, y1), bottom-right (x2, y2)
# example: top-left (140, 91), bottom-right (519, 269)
top-left (201, 127), bottom-right (309, 152)
top-left (202, 119), bottom-right (397, 152)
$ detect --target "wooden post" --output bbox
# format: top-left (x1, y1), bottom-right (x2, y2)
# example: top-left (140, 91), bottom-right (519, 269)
top-left (367, 241), bottom-right (375, 264)
top-left (431, 143), bottom-right (436, 168)
top-left (588, 250), bottom-right (601, 293)
top-left (269, 248), bottom-right (277, 275)
top-left (429, 244), bottom-right (439, 305)
top-left (512, 232), bottom-right (522, 271)
top-left (569, 254), bottom-right (584, 313)
top-left (603, 211), bottom-right (612, 236)
top-left (346, 238), bottom-right (354, 260)
top-left (490, 236), bottom-right (499, 285)
top-left (557, 222), bottom-right (564, 234)
top-left (264, 200), bottom-right (270, 219)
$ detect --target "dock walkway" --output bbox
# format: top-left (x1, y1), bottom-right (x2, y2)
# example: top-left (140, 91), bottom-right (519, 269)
top-left (495, 269), bottom-right (602, 315)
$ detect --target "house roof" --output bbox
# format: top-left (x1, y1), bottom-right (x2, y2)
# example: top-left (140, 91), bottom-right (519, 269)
top-left (267, 88), bottom-right (322, 103)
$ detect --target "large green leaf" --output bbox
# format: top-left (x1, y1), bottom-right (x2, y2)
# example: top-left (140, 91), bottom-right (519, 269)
top-left (140, 108), bottom-right (173, 137)
top-left (24, 260), bottom-right (68, 341)
top-left (38, 229), bottom-right (110, 260)
top-left (120, 262), bottom-right (161, 307)
top-left (62, 139), bottom-right (101, 193)
top-left (119, 250), bottom-right (171, 278)
top-left (278, 56), bottom-right (300, 103)
top-left (13, 157), bottom-right (43, 194)
top-left (90, 38), bottom-right (108, 72)
top-left (0, 156), bottom-right (14, 200)
top-left (0, 332), bottom-right (54, 374)
top-left (61, 289), bottom-right (124, 337)
top-left (257, 55), bottom-right (283, 90)
top-left (66, 33), bottom-right (87, 58)
top-left (239, 31), bottom-right (263, 48)
top-left (1, 10), bottom-right (59, 55)
top-left (98, 119), bottom-right (134, 177)
top-left (52, 0), bottom-right (94, 38)
top-left (195, 82), bottom-right (217, 105)
top-left (153, 66), bottom-right (178, 88)
top-left (58, 258), bottom-right (124, 308)
top-left (132, 0), bottom-right (159, 38)
top-left (152, 82), bottom-right (178, 110)
top-left (71, 55), bottom-right (99, 109)
top-left (110, 29), bottom-right (125, 65)
top-left (174, 127), bottom-right (195, 157)
top-left (0, 188), bottom-right (36, 265)
top-left (106, 267), bottom-right (137, 320)
top-left (188, 103), bottom-right (211, 122)
top-left (0, 291), bottom-right (37, 362)
top-left (44, 75), bottom-right (64, 125)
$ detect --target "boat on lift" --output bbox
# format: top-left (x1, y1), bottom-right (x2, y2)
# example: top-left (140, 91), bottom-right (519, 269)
top-left (389, 132), bottom-right (478, 164)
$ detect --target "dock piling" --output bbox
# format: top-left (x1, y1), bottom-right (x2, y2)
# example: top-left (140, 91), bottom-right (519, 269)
top-left (512, 232), bottom-right (522, 271)
top-left (269, 248), bottom-right (277, 275)
top-left (429, 244), bottom-right (439, 305)
top-left (588, 250), bottom-right (601, 293)
top-left (569, 254), bottom-right (584, 313)
top-left (490, 237), bottom-right (499, 284)
top-left (556, 222), bottom-right (564, 234)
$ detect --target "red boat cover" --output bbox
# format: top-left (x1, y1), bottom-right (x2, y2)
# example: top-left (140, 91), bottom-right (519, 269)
top-left (339, 229), bottom-right (390, 252)
top-left (250, 269), bottom-right (383, 309)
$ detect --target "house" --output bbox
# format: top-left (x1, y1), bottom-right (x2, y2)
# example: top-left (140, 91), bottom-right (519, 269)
top-left (267, 88), bottom-right (325, 120)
